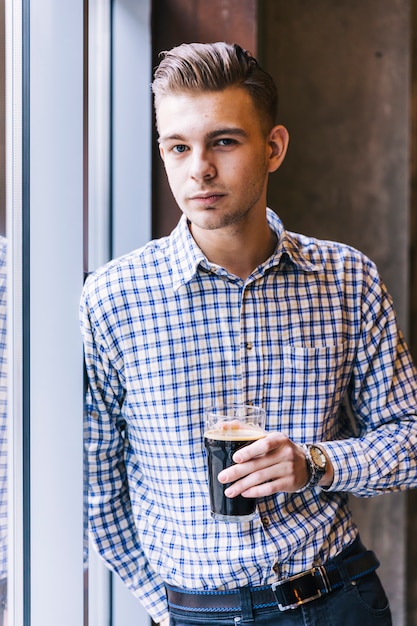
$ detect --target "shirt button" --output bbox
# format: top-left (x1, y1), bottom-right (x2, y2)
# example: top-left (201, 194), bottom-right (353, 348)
top-left (261, 516), bottom-right (270, 527)
top-left (245, 342), bottom-right (253, 350)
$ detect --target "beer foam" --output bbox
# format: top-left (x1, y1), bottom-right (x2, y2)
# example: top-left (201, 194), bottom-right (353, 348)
top-left (204, 428), bottom-right (266, 442)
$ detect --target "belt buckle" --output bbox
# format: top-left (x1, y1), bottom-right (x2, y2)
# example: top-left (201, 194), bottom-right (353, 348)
top-left (272, 566), bottom-right (331, 611)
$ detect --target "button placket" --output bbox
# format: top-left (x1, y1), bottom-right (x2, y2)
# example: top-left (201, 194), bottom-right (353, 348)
top-left (240, 284), bottom-right (262, 407)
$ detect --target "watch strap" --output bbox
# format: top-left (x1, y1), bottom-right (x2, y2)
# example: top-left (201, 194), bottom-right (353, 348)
top-left (297, 443), bottom-right (326, 491)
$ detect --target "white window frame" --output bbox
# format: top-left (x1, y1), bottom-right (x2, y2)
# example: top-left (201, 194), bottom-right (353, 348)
top-left (88, 0), bottom-right (152, 624)
top-left (6, 0), bottom-right (151, 624)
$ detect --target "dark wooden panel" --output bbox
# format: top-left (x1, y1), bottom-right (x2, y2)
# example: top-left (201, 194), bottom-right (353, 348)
top-left (153, 0), bottom-right (257, 50)
top-left (151, 0), bottom-right (258, 237)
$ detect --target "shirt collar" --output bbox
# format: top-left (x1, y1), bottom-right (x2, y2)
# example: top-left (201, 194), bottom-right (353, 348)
top-left (169, 216), bottom-right (207, 291)
top-left (264, 209), bottom-right (322, 274)
top-left (169, 209), bottom-right (322, 291)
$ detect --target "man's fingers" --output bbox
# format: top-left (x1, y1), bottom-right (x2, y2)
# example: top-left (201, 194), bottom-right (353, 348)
top-left (217, 434), bottom-right (309, 496)
top-left (232, 432), bottom-right (286, 463)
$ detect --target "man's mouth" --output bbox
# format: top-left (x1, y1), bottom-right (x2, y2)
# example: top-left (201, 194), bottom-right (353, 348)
top-left (189, 192), bottom-right (225, 204)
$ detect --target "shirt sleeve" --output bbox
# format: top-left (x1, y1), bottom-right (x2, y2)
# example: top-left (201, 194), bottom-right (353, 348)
top-left (321, 262), bottom-right (417, 496)
top-left (80, 283), bottom-right (168, 622)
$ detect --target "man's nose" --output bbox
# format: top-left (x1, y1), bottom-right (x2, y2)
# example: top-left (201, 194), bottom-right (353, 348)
top-left (189, 149), bottom-right (216, 181)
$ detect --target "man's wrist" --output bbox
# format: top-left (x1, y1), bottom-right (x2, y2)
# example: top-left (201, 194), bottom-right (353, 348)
top-left (299, 443), bottom-right (334, 490)
top-left (317, 445), bottom-right (334, 488)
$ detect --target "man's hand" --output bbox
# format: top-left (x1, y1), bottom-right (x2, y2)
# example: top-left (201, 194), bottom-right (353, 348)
top-left (158, 617), bottom-right (169, 626)
top-left (217, 432), bottom-right (333, 497)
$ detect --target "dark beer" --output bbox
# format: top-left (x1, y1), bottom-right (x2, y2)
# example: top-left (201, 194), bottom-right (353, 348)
top-left (204, 428), bottom-right (266, 521)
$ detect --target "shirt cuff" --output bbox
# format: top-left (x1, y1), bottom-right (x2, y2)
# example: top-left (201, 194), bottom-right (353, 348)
top-left (133, 578), bottom-right (168, 623)
top-left (318, 439), bottom-right (370, 493)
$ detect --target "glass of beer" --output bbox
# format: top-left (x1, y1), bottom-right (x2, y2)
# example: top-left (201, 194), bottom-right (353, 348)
top-left (204, 404), bottom-right (266, 522)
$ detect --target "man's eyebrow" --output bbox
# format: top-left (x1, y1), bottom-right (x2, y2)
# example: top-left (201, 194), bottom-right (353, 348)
top-left (158, 127), bottom-right (248, 143)
top-left (206, 127), bottom-right (248, 140)
top-left (158, 133), bottom-right (184, 144)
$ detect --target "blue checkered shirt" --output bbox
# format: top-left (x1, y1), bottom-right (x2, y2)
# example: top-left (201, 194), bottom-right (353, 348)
top-left (80, 209), bottom-right (417, 622)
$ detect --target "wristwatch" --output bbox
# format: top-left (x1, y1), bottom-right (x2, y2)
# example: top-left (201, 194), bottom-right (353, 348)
top-left (300, 444), bottom-right (327, 489)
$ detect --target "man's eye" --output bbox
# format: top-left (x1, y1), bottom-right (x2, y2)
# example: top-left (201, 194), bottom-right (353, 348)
top-left (217, 138), bottom-right (236, 147)
top-left (172, 144), bottom-right (188, 153)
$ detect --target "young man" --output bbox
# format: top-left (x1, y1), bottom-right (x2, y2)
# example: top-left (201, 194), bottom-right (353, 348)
top-left (80, 42), bottom-right (417, 625)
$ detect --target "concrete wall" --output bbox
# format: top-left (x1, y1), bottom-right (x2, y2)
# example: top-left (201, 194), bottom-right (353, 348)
top-left (261, 1), bottom-right (414, 623)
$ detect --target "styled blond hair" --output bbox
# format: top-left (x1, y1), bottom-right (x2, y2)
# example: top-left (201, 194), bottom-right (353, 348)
top-left (152, 42), bottom-right (278, 134)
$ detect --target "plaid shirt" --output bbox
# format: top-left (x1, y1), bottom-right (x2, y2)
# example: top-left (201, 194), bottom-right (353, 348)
top-left (80, 209), bottom-right (417, 622)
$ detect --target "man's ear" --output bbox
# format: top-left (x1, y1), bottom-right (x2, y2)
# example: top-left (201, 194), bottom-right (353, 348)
top-left (267, 125), bottom-right (289, 173)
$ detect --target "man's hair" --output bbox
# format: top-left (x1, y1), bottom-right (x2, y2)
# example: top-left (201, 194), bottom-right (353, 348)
top-left (152, 42), bottom-right (278, 133)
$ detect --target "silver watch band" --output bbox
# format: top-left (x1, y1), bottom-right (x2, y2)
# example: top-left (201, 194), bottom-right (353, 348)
top-left (296, 443), bottom-right (325, 491)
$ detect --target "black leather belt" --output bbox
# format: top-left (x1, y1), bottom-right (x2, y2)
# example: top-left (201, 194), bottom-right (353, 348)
top-left (166, 542), bottom-right (379, 613)
top-left (272, 549), bottom-right (379, 611)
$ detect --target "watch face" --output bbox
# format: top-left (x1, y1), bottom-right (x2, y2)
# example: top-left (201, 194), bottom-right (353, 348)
top-left (310, 446), bottom-right (326, 470)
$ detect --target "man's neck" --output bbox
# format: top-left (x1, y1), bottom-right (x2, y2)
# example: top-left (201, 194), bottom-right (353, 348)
top-left (190, 220), bottom-right (277, 280)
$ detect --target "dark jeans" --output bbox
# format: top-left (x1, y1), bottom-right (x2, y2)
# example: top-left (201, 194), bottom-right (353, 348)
top-left (168, 571), bottom-right (392, 625)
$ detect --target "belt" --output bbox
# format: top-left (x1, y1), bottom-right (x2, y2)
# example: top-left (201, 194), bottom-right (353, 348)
top-left (166, 542), bottom-right (379, 613)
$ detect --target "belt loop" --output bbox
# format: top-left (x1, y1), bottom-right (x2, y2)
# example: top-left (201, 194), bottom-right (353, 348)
top-left (335, 536), bottom-right (365, 591)
top-left (239, 586), bottom-right (254, 623)
top-left (333, 555), bottom-right (354, 591)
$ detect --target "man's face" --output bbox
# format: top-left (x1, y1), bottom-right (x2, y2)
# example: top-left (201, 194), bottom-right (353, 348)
top-left (157, 87), bottom-right (283, 235)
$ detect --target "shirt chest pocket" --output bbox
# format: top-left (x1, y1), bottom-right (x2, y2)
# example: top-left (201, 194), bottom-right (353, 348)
top-left (273, 343), bottom-right (348, 440)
